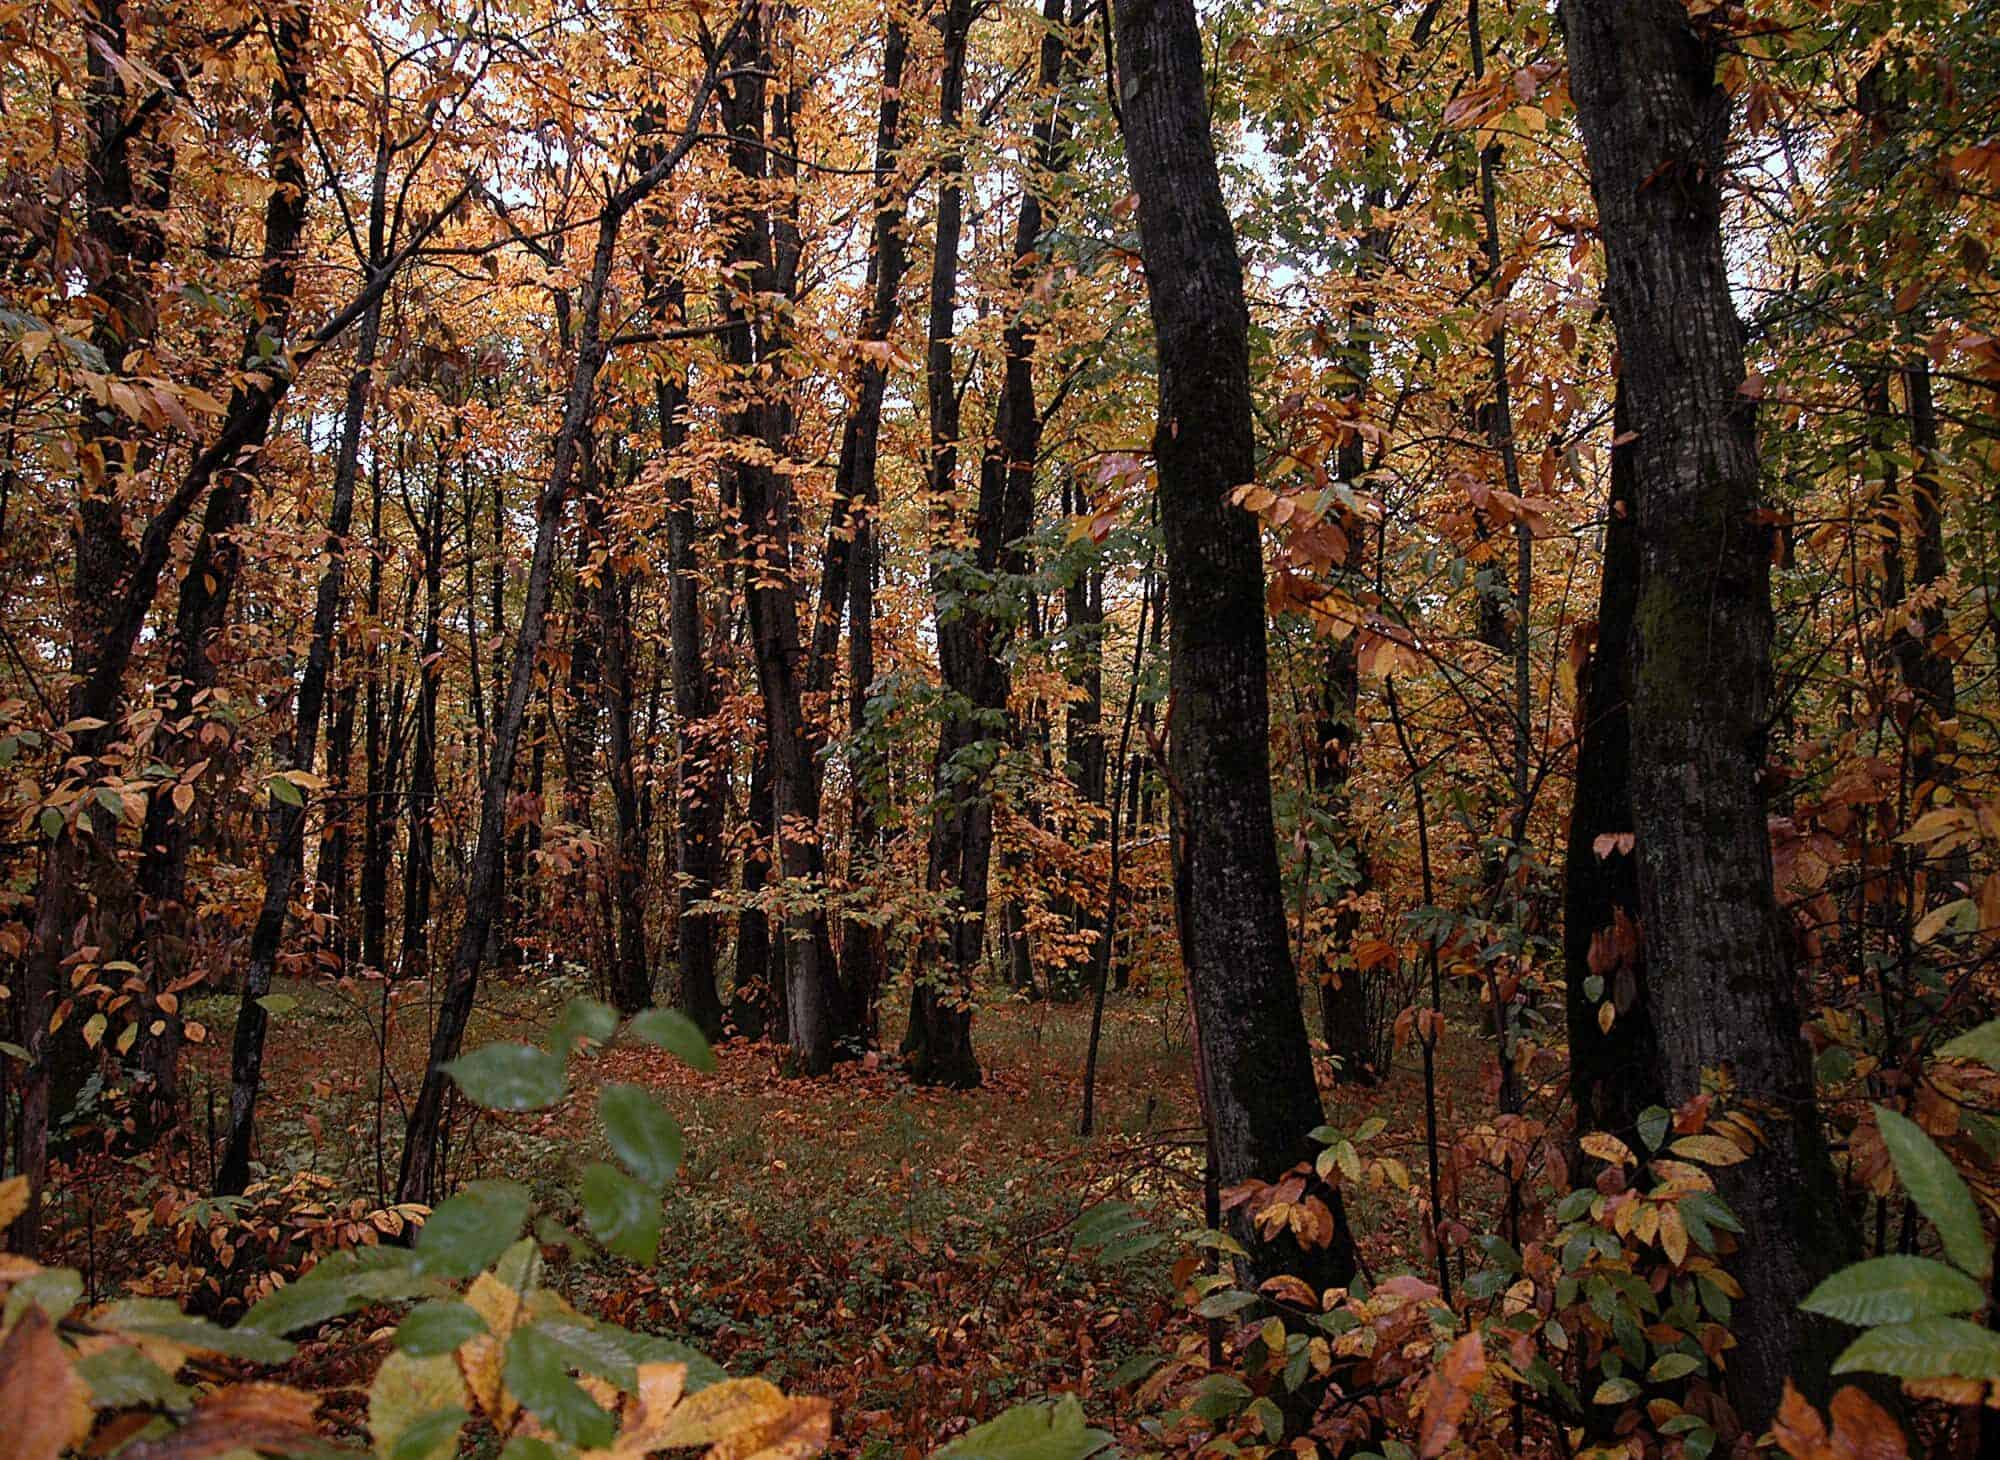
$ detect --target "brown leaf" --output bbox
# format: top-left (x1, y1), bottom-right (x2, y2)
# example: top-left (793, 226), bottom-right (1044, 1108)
top-left (1416, 1333), bottom-right (1485, 1458)
top-left (0, 1308), bottom-right (90, 1460)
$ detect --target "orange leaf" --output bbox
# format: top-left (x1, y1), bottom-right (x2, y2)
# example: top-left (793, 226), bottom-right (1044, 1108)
top-left (0, 1308), bottom-right (89, 1460)
top-left (1417, 1333), bottom-right (1485, 1458)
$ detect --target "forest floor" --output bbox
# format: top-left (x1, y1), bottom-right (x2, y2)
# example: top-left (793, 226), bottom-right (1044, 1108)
top-left (47, 972), bottom-right (1490, 1455)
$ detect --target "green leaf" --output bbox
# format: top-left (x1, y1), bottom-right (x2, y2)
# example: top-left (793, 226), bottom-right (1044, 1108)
top-left (1107, 1351), bottom-right (1165, 1390)
top-left (1592, 1377), bottom-right (1640, 1404)
top-left (934, 1395), bottom-right (1112, 1458)
top-left (1188, 1373), bottom-right (1254, 1421)
top-left (444, 1042), bottom-right (566, 1112)
top-left (256, 994), bottom-right (299, 1016)
top-left (504, 1326), bottom-right (617, 1450)
top-left (533, 1318), bottom-right (640, 1392)
top-left (1941, 1019), bottom-right (2000, 1070)
top-left (551, 997), bottom-right (619, 1055)
top-left (1875, 1106), bottom-right (1991, 1278)
top-left (1647, 1352), bottom-right (1701, 1382)
top-left (39, 807), bottom-right (61, 839)
top-left (94, 1300), bottom-right (296, 1363)
top-left (415, 1181), bottom-right (531, 1279)
top-left (1194, 1288), bottom-right (1260, 1318)
top-left (580, 1162), bottom-right (662, 1264)
top-left (369, 1349), bottom-right (467, 1460)
top-left (1803, 1255), bottom-right (1987, 1327)
top-left (625, 1008), bottom-right (716, 1072)
top-left (598, 1083), bottom-right (684, 1188)
top-left (1832, 1318), bottom-right (2000, 1380)
top-left (242, 1247), bottom-right (435, 1335)
top-left (268, 774), bottom-right (304, 807)
top-left (75, 1346), bottom-right (188, 1409)
top-left (389, 1408), bottom-right (469, 1460)
top-left (395, 1301), bottom-right (488, 1357)
top-left (1637, 1106), bottom-right (1670, 1153)
top-left (2, 1266), bottom-right (82, 1326)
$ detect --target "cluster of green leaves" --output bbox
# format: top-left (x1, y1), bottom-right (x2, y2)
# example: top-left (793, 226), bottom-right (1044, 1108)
top-left (1802, 1019), bottom-right (2000, 1385)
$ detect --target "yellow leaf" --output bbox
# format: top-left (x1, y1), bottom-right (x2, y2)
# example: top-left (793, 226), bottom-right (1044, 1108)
top-left (648, 1378), bottom-right (791, 1448)
top-left (1670, 1134), bottom-right (1747, 1167)
top-left (1597, 1001), bottom-right (1616, 1034)
top-left (712, 1396), bottom-right (833, 1460)
top-left (458, 1271), bottom-right (524, 1425)
top-left (1580, 1132), bottom-right (1634, 1167)
top-left (371, 1350), bottom-right (467, 1460)
top-left (0, 1175), bottom-right (27, 1232)
top-left (1659, 1204), bottom-right (1688, 1266)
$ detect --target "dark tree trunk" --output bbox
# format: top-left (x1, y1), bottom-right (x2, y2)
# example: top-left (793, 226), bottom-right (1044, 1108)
top-left (905, 0), bottom-right (984, 1090)
top-left (398, 460), bottom-right (447, 985)
top-left (360, 451), bottom-right (399, 977)
top-left (600, 480), bottom-right (651, 1014)
top-left (1563, 385), bottom-right (1659, 1161)
top-left (812, 12), bottom-right (911, 1037)
top-left (1111, 0), bottom-right (1356, 1292)
top-left (1558, 0), bottom-right (1855, 1422)
top-left (656, 329), bottom-right (726, 1035)
top-left (717, 9), bottom-right (843, 1072)
top-left (732, 746), bottom-right (775, 1037)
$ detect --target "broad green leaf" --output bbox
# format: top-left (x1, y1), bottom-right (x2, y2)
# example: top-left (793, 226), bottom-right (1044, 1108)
top-left (498, 1441), bottom-right (563, 1460)
top-left (934, 1395), bottom-right (1112, 1458)
top-left (94, 1299), bottom-right (295, 1363)
top-left (550, 998), bottom-right (619, 1055)
top-left (1647, 1352), bottom-right (1701, 1382)
top-left (1940, 1019), bottom-right (2000, 1070)
top-left (415, 1181), bottom-right (531, 1279)
top-left (1188, 1372), bottom-right (1253, 1421)
top-left (369, 1349), bottom-right (468, 1460)
top-left (1593, 1377), bottom-right (1640, 1404)
top-left (533, 1318), bottom-right (640, 1392)
top-left (268, 774), bottom-right (304, 807)
top-left (241, 1247), bottom-right (435, 1335)
top-left (256, 994), bottom-right (299, 1016)
top-left (444, 1042), bottom-right (566, 1112)
top-left (1637, 1106), bottom-right (1670, 1153)
top-left (1832, 1317), bottom-right (2000, 1380)
top-left (580, 1162), bottom-right (661, 1265)
top-left (1875, 1106), bottom-right (1991, 1278)
top-left (504, 1326), bottom-right (617, 1450)
top-left (1194, 1289), bottom-right (1260, 1318)
top-left (395, 1301), bottom-right (488, 1357)
top-left (1803, 1255), bottom-right (1987, 1327)
top-left (2, 1266), bottom-right (82, 1326)
top-left (389, 1408), bottom-right (469, 1460)
top-left (75, 1346), bottom-right (188, 1408)
top-left (598, 1083), bottom-right (684, 1187)
top-left (625, 1008), bottom-right (716, 1072)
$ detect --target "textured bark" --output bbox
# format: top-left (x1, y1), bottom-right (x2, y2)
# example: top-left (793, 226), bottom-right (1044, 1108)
top-left (1563, 385), bottom-right (1660, 1160)
top-left (905, 0), bottom-right (984, 1089)
top-left (1558, 0), bottom-right (1854, 1421)
top-left (718, 7), bottom-right (845, 1072)
top-left (1113, 0), bottom-right (1355, 1291)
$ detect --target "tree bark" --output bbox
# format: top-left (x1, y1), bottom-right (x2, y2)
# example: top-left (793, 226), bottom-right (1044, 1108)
top-left (1558, 0), bottom-right (1855, 1421)
top-left (905, 0), bottom-right (984, 1089)
top-left (1112, 0), bottom-right (1355, 1291)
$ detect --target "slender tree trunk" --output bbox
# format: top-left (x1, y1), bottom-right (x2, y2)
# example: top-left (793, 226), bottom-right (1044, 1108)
top-left (600, 488), bottom-right (651, 1013)
top-left (655, 316), bottom-right (726, 1034)
top-left (1559, 0), bottom-right (1855, 1421)
top-left (397, 461), bottom-right (447, 985)
top-left (1112, 0), bottom-right (1355, 1291)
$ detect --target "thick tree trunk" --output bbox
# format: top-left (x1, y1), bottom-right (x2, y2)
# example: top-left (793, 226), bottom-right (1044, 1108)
top-left (1563, 385), bottom-right (1659, 1160)
top-left (1112, 0), bottom-right (1355, 1292)
top-left (718, 8), bottom-right (844, 1072)
top-left (1558, 0), bottom-right (1854, 1422)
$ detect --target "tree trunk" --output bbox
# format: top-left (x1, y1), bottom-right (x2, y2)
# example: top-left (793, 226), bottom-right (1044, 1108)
top-left (1112, 0), bottom-right (1355, 1292)
top-left (1563, 384), bottom-right (1659, 1161)
top-left (1558, 0), bottom-right (1854, 1421)
top-left (655, 326), bottom-right (726, 1035)
top-left (904, 0), bottom-right (984, 1089)
top-left (718, 7), bottom-right (843, 1073)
